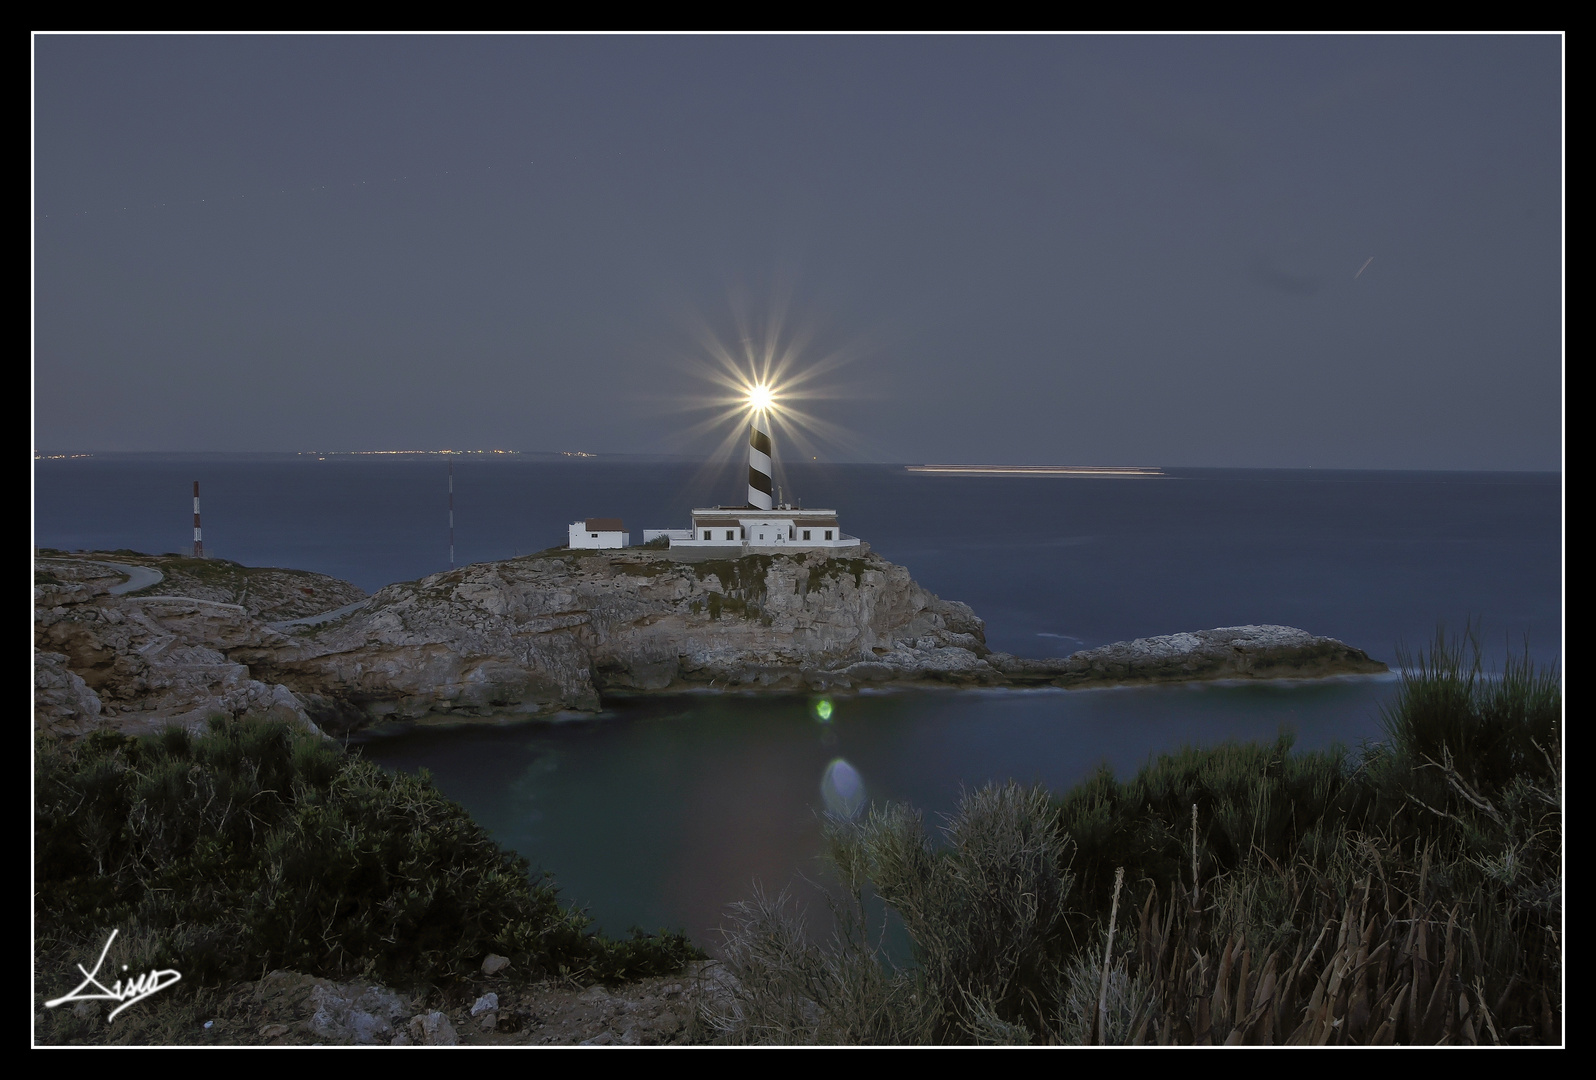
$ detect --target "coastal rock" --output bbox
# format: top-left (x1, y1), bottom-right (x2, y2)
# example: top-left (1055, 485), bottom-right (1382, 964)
top-left (986, 625), bottom-right (1387, 687)
top-left (242, 549), bottom-right (990, 732)
top-left (33, 584), bottom-right (319, 737)
top-left (35, 548), bottom-right (1387, 739)
top-left (34, 651), bottom-right (104, 736)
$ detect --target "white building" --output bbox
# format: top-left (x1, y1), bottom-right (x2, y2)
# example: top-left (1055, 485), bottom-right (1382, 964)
top-left (617, 408), bottom-right (864, 553)
top-left (667, 505), bottom-right (860, 550)
top-left (569, 518), bottom-right (630, 549)
top-left (642, 410), bottom-right (861, 552)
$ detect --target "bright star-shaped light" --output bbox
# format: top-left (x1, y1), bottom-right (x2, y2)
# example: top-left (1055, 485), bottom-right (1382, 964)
top-left (667, 294), bottom-right (870, 479)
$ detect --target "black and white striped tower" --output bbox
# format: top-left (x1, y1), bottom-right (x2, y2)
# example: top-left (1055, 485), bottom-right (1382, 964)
top-left (192, 481), bottom-right (204, 559)
top-left (747, 413), bottom-right (774, 510)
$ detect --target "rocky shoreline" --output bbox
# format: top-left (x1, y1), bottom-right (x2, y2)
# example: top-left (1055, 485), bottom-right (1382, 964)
top-left (34, 548), bottom-right (1387, 738)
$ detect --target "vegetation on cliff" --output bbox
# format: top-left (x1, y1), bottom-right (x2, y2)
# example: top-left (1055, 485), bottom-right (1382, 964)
top-left (35, 717), bottom-right (701, 1034)
top-left (37, 549), bottom-right (366, 621)
top-left (705, 630), bottom-right (1561, 1044)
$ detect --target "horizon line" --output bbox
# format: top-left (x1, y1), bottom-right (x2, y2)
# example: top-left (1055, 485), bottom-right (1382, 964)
top-left (30, 451), bottom-right (1563, 475)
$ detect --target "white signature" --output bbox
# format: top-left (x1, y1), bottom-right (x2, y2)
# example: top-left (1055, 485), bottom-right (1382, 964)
top-left (44, 930), bottom-right (182, 1023)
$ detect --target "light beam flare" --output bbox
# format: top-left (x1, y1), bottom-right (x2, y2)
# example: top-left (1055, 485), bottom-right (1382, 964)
top-left (665, 297), bottom-right (876, 496)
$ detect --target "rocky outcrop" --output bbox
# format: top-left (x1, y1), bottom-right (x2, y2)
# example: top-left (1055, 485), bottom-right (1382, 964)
top-left (33, 579), bottom-right (317, 737)
top-left (34, 651), bottom-right (105, 738)
top-left (238, 549), bottom-right (991, 731)
top-left (986, 625), bottom-right (1388, 687)
top-left (35, 548), bottom-right (1387, 739)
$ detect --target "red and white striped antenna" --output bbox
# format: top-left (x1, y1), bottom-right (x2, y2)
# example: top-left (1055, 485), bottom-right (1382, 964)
top-left (192, 481), bottom-right (204, 559)
top-left (448, 463), bottom-right (455, 568)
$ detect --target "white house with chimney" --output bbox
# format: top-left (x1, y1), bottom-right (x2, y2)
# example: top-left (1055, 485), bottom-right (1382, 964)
top-left (569, 518), bottom-right (630, 549)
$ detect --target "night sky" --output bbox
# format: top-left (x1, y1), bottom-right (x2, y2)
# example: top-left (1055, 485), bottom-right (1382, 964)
top-left (33, 35), bottom-right (1562, 470)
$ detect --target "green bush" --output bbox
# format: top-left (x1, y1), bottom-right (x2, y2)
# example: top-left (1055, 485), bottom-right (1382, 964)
top-left (1379, 625), bottom-right (1559, 796)
top-left (35, 718), bottom-right (700, 992)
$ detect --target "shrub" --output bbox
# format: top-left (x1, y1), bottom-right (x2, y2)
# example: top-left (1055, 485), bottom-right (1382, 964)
top-left (35, 718), bottom-right (700, 995)
top-left (708, 783), bottom-right (1076, 1044)
top-left (705, 630), bottom-right (1561, 1044)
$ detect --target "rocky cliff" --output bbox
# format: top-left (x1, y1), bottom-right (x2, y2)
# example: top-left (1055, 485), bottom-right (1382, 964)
top-left (32, 553), bottom-right (361, 737)
top-left (35, 548), bottom-right (1387, 738)
top-left (239, 548), bottom-right (993, 731)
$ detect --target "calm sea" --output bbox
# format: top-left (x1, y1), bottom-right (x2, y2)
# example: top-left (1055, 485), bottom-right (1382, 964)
top-left (33, 456), bottom-right (1561, 941)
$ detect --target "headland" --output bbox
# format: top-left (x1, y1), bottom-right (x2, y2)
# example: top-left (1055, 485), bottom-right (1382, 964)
top-left (35, 547), bottom-right (1387, 738)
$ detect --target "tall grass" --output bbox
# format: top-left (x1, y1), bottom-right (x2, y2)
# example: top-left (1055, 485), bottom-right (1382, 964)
top-left (704, 630), bottom-right (1561, 1044)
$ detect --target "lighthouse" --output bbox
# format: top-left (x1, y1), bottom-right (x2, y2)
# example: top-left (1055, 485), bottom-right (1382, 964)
top-left (639, 406), bottom-right (862, 552)
top-left (747, 413), bottom-right (774, 511)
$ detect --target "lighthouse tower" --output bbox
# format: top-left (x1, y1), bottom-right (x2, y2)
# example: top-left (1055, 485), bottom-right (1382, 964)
top-left (639, 399), bottom-right (862, 552)
top-left (747, 413), bottom-right (774, 511)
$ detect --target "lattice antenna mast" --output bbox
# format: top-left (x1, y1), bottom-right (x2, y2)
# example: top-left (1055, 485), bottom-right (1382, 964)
top-left (192, 481), bottom-right (204, 559)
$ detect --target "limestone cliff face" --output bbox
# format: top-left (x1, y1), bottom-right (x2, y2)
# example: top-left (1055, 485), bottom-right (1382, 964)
top-left (240, 549), bottom-right (991, 731)
top-left (35, 548), bottom-right (1388, 739)
top-left (33, 582), bottom-right (315, 737)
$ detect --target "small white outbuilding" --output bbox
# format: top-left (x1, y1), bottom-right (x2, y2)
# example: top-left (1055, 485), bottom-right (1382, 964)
top-left (569, 518), bottom-right (630, 549)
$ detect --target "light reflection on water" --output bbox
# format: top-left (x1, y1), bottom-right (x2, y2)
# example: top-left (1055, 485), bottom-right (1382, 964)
top-left (352, 676), bottom-right (1399, 945)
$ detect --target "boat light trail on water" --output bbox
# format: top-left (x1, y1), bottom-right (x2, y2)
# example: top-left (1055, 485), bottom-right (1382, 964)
top-left (907, 465), bottom-right (1167, 478)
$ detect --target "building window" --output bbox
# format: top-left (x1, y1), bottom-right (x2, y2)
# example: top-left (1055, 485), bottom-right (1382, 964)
top-left (758, 532), bottom-right (765, 540)
top-left (726, 530), bottom-right (735, 540)
top-left (803, 530), bottom-right (811, 540)
top-left (704, 530), bottom-right (711, 540)
top-left (825, 530), bottom-right (833, 540)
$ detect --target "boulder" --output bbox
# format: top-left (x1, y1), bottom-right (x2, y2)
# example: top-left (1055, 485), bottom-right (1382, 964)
top-left (408, 1010), bottom-right (459, 1046)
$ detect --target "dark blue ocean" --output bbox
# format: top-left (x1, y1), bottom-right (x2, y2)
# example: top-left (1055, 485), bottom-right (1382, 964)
top-left (33, 456), bottom-right (1562, 941)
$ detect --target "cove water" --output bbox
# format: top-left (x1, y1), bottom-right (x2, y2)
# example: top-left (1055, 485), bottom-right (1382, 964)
top-left (34, 456), bottom-right (1561, 941)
